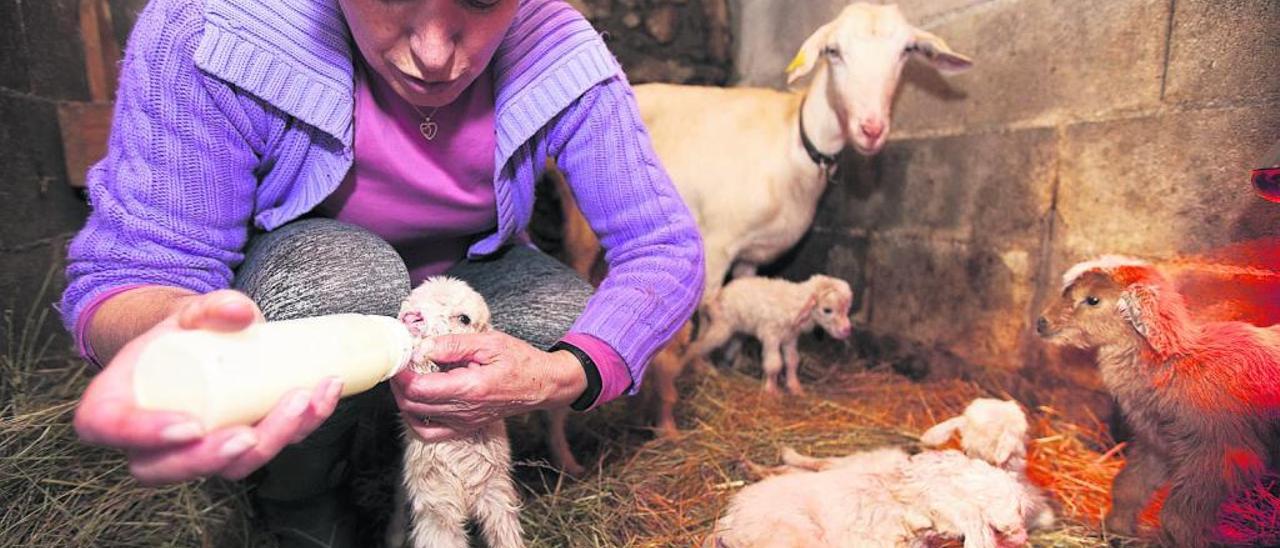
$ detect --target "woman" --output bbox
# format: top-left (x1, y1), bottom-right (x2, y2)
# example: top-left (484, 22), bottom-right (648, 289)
top-left (61, 0), bottom-right (703, 545)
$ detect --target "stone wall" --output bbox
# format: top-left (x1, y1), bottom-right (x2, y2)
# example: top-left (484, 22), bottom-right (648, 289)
top-left (567, 0), bottom-right (732, 84)
top-left (738, 0), bottom-right (1280, 401)
top-left (0, 0), bottom-right (104, 356)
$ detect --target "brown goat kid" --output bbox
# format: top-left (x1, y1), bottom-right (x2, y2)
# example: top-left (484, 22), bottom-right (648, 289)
top-left (1037, 256), bottom-right (1280, 547)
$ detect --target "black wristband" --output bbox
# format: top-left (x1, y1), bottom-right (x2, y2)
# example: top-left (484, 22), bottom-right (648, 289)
top-left (551, 341), bottom-right (602, 412)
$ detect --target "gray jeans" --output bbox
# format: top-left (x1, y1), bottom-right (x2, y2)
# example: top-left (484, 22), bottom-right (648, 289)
top-left (231, 218), bottom-right (591, 543)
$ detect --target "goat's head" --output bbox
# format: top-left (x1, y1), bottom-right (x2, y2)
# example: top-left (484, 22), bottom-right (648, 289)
top-left (1038, 256), bottom-right (1191, 357)
top-left (802, 274), bottom-right (854, 340)
top-left (920, 398), bottom-right (1028, 470)
top-left (787, 3), bottom-right (972, 155)
top-left (398, 276), bottom-right (491, 338)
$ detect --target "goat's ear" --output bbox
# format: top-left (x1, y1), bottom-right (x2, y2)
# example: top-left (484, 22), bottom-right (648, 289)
top-left (786, 20), bottom-right (836, 85)
top-left (909, 29), bottom-right (973, 75)
top-left (919, 416), bottom-right (963, 447)
top-left (1118, 283), bottom-right (1188, 357)
top-left (792, 295), bottom-right (817, 329)
top-left (990, 430), bottom-right (1023, 468)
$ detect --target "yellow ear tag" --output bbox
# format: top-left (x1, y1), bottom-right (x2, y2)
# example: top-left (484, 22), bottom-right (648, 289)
top-left (786, 52), bottom-right (806, 74)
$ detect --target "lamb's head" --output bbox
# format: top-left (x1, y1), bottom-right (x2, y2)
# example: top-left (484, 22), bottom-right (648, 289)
top-left (920, 398), bottom-right (1029, 471)
top-left (804, 274), bottom-right (853, 340)
top-left (786, 3), bottom-right (972, 155)
top-left (1037, 256), bottom-right (1191, 357)
top-left (398, 276), bottom-right (491, 338)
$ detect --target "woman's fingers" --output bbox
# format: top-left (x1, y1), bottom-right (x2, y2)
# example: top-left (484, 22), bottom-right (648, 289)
top-left (175, 290), bottom-right (262, 332)
top-left (401, 412), bottom-right (476, 443)
top-left (74, 346), bottom-right (205, 450)
top-left (217, 388), bottom-right (312, 480)
top-left (289, 377), bottom-right (345, 444)
top-left (126, 427), bottom-right (259, 486)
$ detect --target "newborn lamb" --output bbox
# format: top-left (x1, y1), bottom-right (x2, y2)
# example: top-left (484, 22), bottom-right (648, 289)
top-left (689, 274), bottom-right (853, 394)
top-left (387, 277), bottom-right (524, 548)
top-left (711, 447), bottom-right (1047, 548)
top-left (711, 400), bottom-right (1055, 548)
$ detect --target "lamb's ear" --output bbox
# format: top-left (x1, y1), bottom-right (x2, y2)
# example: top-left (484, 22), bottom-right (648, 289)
top-left (786, 20), bottom-right (837, 85)
top-left (909, 28), bottom-right (973, 75)
top-left (1117, 283), bottom-right (1188, 357)
top-left (792, 295), bottom-right (817, 329)
top-left (989, 430), bottom-right (1024, 468)
top-left (920, 416), bottom-right (964, 447)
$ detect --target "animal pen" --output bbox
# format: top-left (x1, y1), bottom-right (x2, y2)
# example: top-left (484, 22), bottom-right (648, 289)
top-left (2, 0), bottom-right (1280, 547)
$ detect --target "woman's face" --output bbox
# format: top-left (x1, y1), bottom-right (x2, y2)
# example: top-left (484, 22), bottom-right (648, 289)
top-left (339, 0), bottom-right (518, 107)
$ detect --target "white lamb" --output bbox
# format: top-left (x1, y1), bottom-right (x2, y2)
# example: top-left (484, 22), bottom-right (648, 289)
top-left (387, 277), bottom-right (524, 548)
top-left (920, 398), bottom-right (1055, 530)
top-left (711, 447), bottom-right (1046, 548)
top-left (687, 274), bottom-right (853, 394)
top-left (709, 400), bottom-right (1056, 547)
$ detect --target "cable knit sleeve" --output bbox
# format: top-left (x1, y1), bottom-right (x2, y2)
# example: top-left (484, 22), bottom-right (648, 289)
top-left (59, 0), bottom-right (261, 341)
top-left (546, 76), bottom-right (705, 393)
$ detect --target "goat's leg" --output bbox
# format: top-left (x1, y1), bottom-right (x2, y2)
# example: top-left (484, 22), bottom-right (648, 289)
top-left (779, 447), bottom-right (833, 472)
top-left (711, 262), bottom-right (758, 366)
top-left (1160, 441), bottom-right (1245, 548)
top-left (474, 477), bottom-right (526, 548)
top-left (648, 345), bottom-right (686, 438)
top-left (781, 339), bottom-right (804, 395)
top-left (406, 497), bottom-right (469, 548)
top-left (543, 408), bottom-right (585, 476)
top-left (687, 308), bottom-right (735, 360)
top-left (760, 335), bottom-right (784, 394)
top-left (1104, 441), bottom-right (1167, 537)
top-left (691, 245), bottom-right (734, 347)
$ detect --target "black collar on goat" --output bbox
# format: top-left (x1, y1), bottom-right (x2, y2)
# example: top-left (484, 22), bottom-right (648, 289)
top-left (798, 98), bottom-right (840, 183)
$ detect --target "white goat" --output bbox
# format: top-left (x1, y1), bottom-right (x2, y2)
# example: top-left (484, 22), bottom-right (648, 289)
top-left (387, 277), bottom-right (524, 548)
top-left (543, 0), bottom-right (972, 477)
top-left (920, 398), bottom-right (1031, 472)
top-left (711, 448), bottom-right (1046, 548)
top-left (710, 400), bottom-right (1055, 548)
top-left (553, 2), bottom-right (973, 300)
top-left (688, 274), bottom-right (854, 394)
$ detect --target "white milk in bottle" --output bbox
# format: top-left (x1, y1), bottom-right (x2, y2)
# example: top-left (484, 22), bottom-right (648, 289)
top-left (132, 314), bottom-right (415, 430)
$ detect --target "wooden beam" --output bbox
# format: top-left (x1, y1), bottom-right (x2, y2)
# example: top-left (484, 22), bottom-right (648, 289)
top-left (57, 102), bottom-right (114, 189)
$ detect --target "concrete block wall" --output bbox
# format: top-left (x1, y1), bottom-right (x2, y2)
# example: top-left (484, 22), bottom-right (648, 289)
top-left (734, 0), bottom-right (1280, 388)
top-left (0, 0), bottom-right (95, 355)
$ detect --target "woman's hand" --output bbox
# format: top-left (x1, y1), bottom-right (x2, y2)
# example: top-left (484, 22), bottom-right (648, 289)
top-left (73, 289), bottom-right (345, 485)
top-left (390, 331), bottom-right (587, 442)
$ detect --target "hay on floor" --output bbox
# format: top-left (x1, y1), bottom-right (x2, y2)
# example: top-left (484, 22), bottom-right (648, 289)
top-left (518, 363), bottom-right (1152, 547)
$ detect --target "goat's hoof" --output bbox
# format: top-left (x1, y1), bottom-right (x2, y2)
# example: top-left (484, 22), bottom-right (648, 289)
top-left (785, 383), bottom-right (806, 396)
top-left (656, 420), bottom-right (681, 440)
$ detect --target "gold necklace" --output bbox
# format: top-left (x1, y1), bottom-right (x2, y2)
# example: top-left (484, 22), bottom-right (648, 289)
top-left (408, 103), bottom-right (441, 141)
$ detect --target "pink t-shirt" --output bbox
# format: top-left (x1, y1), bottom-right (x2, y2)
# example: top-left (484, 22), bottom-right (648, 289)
top-left (319, 61), bottom-right (497, 283)
top-left (318, 59), bottom-right (631, 406)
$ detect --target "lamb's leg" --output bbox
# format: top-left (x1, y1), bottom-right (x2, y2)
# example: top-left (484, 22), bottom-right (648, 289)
top-left (687, 308), bottom-right (736, 360)
top-left (475, 477), bottom-right (526, 548)
top-left (407, 498), bottom-right (469, 548)
top-left (1160, 443), bottom-right (1239, 548)
top-left (779, 447), bottom-right (832, 472)
top-left (1104, 441), bottom-right (1167, 537)
top-left (715, 263), bottom-right (758, 366)
top-left (781, 339), bottom-right (804, 395)
top-left (760, 335), bottom-right (784, 394)
top-left (543, 408), bottom-right (585, 476)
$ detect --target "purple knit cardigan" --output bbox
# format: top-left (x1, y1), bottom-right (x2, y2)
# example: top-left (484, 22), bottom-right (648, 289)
top-left (59, 0), bottom-right (704, 392)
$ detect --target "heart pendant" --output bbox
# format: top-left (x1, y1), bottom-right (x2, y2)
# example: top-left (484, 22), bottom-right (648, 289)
top-left (419, 121), bottom-right (439, 141)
